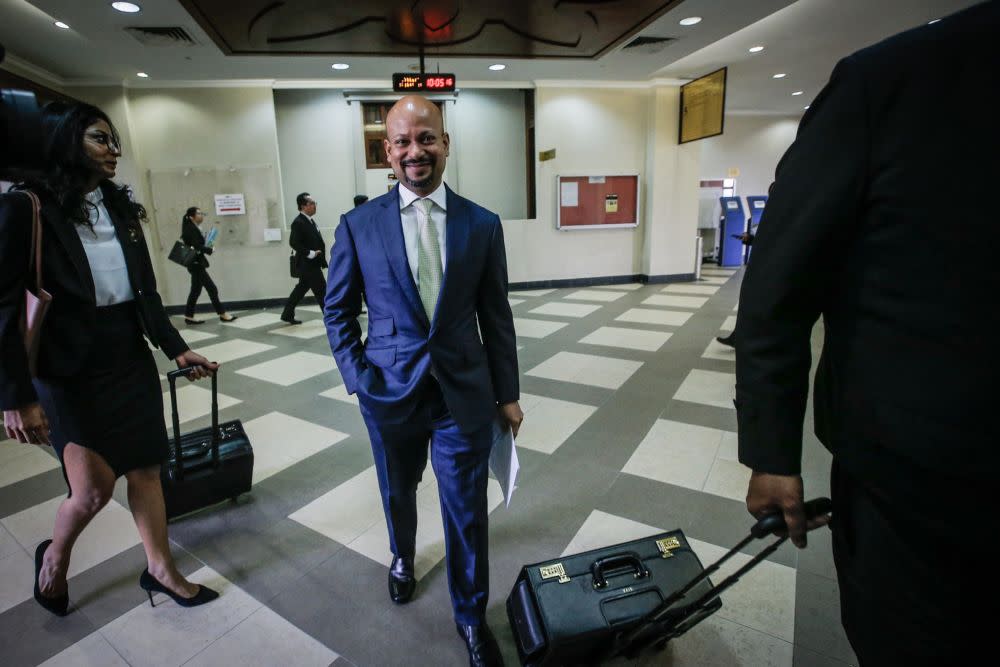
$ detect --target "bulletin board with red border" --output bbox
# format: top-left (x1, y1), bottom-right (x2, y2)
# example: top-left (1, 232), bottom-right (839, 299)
top-left (556, 175), bottom-right (640, 230)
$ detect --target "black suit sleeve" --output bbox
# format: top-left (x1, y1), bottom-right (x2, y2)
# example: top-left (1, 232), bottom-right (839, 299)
top-left (182, 221), bottom-right (211, 255)
top-left (289, 216), bottom-right (307, 255)
top-left (476, 216), bottom-right (519, 405)
top-left (135, 225), bottom-right (187, 359)
top-left (735, 56), bottom-right (870, 475)
top-left (0, 194), bottom-right (38, 409)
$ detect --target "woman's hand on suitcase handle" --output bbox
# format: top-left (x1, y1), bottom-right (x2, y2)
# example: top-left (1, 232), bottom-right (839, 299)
top-left (746, 471), bottom-right (831, 548)
top-left (3, 403), bottom-right (51, 446)
top-left (175, 350), bottom-right (219, 381)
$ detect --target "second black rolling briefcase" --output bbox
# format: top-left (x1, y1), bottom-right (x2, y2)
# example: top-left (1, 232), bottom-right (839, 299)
top-left (507, 498), bottom-right (832, 666)
top-left (161, 367), bottom-right (254, 520)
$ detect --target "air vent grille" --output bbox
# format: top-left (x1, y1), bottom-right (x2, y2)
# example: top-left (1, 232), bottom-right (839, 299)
top-left (125, 27), bottom-right (197, 47)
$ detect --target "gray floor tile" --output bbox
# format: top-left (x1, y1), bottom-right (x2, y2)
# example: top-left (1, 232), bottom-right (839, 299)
top-left (794, 571), bottom-right (858, 665)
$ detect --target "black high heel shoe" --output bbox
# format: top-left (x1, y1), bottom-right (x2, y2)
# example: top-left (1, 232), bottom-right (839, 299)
top-left (139, 569), bottom-right (219, 608)
top-left (34, 539), bottom-right (69, 616)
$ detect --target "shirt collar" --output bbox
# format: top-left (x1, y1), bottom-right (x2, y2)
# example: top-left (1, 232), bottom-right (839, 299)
top-left (85, 187), bottom-right (103, 206)
top-left (399, 181), bottom-right (447, 212)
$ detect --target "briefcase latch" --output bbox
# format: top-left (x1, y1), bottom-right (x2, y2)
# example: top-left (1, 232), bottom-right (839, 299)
top-left (656, 536), bottom-right (682, 558)
top-left (539, 563), bottom-right (570, 584)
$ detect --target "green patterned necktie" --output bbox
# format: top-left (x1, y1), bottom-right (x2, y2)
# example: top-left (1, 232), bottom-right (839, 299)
top-left (415, 198), bottom-right (442, 321)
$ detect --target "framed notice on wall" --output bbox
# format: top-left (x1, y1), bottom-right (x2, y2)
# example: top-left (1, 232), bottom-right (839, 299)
top-left (679, 67), bottom-right (727, 144)
top-left (556, 175), bottom-right (639, 230)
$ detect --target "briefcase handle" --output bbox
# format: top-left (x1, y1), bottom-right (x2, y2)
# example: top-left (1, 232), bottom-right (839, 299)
top-left (166, 366), bottom-right (220, 480)
top-left (591, 552), bottom-right (650, 590)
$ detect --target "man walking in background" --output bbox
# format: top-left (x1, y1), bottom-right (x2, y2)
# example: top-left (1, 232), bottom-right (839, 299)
top-left (281, 192), bottom-right (327, 325)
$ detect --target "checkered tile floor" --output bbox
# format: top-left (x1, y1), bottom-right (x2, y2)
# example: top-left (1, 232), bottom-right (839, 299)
top-left (0, 266), bottom-right (858, 666)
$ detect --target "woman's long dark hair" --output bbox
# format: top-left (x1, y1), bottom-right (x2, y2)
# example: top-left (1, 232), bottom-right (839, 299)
top-left (182, 206), bottom-right (200, 225)
top-left (19, 101), bottom-right (146, 228)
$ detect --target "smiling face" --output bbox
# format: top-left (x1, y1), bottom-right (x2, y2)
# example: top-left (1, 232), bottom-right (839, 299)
top-left (383, 95), bottom-right (449, 196)
top-left (82, 119), bottom-right (121, 180)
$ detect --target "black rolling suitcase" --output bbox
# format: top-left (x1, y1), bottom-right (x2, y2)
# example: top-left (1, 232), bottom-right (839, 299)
top-left (161, 367), bottom-right (254, 520)
top-left (507, 498), bottom-right (832, 666)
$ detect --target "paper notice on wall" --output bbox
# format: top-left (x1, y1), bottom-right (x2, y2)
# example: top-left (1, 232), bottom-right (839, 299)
top-left (560, 181), bottom-right (579, 207)
top-left (588, 176), bottom-right (606, 184)
top-left (605, 194), bottom-right (619, 213)
top-left (214, 193), bottom-right (245, 216)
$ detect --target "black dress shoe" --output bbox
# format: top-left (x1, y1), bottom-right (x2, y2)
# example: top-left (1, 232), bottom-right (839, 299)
top-left (33, 539), bottom-right (69, 616)
top-left (139, 569), bottom-right (219, 608)
top-left (388, 555), bottom-right (416, 604)
top-left (280, 316), bottom-right (303, 325)
top-left (716, 334), bottom-right (736, 348)
top-left (456, 622), bottom-right (504, 667)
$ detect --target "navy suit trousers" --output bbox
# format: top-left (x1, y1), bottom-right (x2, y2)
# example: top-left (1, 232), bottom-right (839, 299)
top-left (360, 378), bottom-right (492, 625)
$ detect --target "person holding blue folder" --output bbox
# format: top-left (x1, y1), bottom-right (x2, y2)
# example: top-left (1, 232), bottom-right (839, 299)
top-left (180, 206), bottom-right (237, 324)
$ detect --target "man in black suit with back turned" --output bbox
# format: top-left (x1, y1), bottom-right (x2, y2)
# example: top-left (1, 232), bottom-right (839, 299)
top-left (735, 3), bottom-right (998, 665)
top-left (281, 192), bottom-right (327, 324)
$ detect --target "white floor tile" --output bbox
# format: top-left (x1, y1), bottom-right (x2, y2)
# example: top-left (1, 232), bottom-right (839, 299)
top-left (236, 351), bottom-right (337, 386)
top-left (529, 302), bottom-right (601, 318)
top-left (221, 312), bottom-right (287, 330)
top-left (243, 412), bottom-right (349, 485)
top-left (579, 327), bottom-right (672, 352)
top-left (703, 458), bottom-right (753, 502)
top-left (513, 318), bottom-right (568, 339)
top-left (508, 298), bottom-right (525, 307)
top-left (516, 393), bottom-right (598, 454)
top-left (512, 289), bottom-right (556, 297)
top-left (319, 384), bottom-right (359, 406)
top-left (179, 330), bottom-right (219, 345)
top-left (298, 305), bottom-right (323, 313)
top-left (674, 369), bottom-right (736, 409)
top-left (527, 351), bottom-right (643, 390)
top-left (594, 283), bottom-right (643, 291)
top-left (0, 439), bottom-right (59, 489)
top-left (642, 294), bottom-right (709, 309)
top-left (718, 431), bottom-right (739, 461)
top-left (0, 548), bottom-right (34, 614)
top-left (703, 338), bottom-right (736, 362)
top-left (721, 315), bottom-right (738, 332)
top-left (662, 284), bottom-right (720, 295)
top-left (185, 606), bottom-right (339, 667)
top-left (623, 420), bottom-right (726, 491)
top-left (564, 290), bottom-right (627, 302)
top-left (1, 497), bottom-right (140, 579)
top-left (687, 537), bottom-right (797, 643)
top-left (0, 524), bottom-right (20, 560)
top-left (269, 319), bottom-right (328, 340)
top-left (616, 308), bottom-right (692, 327)
top-left (654, 615), bottom-right (794, 667)
top-left (162, 385), bottom-right (242, 426)
top-left (101, 566), bottom-right (262, 667)
top-left (561, 510), bottom-right (662, 557)
top-left (39, 632), bottom-right (130, 667)
top-left (701, 268), bottom-right (737, 275)
top-left (696, 276), bottom-right (728, 285)
top-left (292, 466), bottom-right (503, 580)
top-left (194, 339), bottom-right (276, 364)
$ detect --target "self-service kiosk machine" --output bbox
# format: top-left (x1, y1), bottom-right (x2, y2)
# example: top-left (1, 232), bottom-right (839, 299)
top-left (744, 195), bottom-right (768, 263)
top-left (718, 196), bottom-right (746, 267)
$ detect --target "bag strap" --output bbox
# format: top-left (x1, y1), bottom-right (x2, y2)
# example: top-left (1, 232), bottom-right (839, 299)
top-left (22, 191), bottom-right (43, 291)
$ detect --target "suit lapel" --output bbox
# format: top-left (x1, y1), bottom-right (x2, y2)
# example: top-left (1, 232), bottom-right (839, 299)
top-left (106, 198), bottom-right (144, 294)
top-left (433, 186), bottom-right (469, 332)
top-left (42, 198), bottom-right (96, 301)
top-left (376, 186), bottom-right (430, 330)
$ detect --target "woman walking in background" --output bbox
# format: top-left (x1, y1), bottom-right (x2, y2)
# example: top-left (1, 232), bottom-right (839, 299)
top-left (181, 206), bottom-right (237, 324)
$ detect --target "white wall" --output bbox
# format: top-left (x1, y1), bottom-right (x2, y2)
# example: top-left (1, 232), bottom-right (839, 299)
top-left (700, 114), bottom-right (802, 198)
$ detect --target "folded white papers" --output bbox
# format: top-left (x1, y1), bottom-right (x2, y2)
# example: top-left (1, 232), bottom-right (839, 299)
top-left (489, 420), bottom-right (520, 508)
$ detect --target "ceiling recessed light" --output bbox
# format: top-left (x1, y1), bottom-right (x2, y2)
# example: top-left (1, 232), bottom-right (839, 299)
top-left (928, 18), bottom-right (941, 24)
top-left (748, 45), bottom-right (764, 53)
top-left (679, 17), bottom-right (702, 26)
top-left (136, 72), bottom-right (149, 78)
top-left (792, 90), bottom-right (803, 96)
top-left (772, 73), bottom-right (787, 79)
top-left (488, 64), bottom-right (506, 71)
top-left (331, 63), bottom-right (350, 70)
top-left (111, 2), bottom-right (141, 12)
top-left (54, 21), bottom-right (70, 29)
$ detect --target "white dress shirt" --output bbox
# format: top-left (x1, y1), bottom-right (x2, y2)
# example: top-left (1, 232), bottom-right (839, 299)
top-left (398, 182), bottom-right (447, 284)
top-left (77, 188), bottom-right (134, 306)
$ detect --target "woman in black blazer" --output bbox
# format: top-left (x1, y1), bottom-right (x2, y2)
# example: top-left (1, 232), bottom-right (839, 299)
top-left (0, 102), bottom-right (220, 615)
top-left (181, 207), bottom-right (236, 324)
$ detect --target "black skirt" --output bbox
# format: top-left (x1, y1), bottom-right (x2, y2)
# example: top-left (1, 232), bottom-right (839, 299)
top-left (33, 302), bottom-right (169, 478)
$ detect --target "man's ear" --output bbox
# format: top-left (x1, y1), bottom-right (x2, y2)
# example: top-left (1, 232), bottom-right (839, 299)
top-left (443, 132), bottom-right (450, 157)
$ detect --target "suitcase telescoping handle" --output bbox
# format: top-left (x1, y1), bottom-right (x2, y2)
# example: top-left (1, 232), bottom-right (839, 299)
top-left (166, 366), bottom-right (220, 481)
top-left (614, 497), bottom-right (832, 658)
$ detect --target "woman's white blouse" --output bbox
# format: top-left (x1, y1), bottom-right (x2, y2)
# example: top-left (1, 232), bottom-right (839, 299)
top-left (76, 188), bottom-right (135, 306)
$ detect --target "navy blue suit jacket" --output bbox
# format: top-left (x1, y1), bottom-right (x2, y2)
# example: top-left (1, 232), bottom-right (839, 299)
top-left (324, 184), bottom-right (518, 434)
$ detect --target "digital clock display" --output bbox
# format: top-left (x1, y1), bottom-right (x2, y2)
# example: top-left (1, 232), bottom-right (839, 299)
top-left (392, 73), bottom-right (457, 92)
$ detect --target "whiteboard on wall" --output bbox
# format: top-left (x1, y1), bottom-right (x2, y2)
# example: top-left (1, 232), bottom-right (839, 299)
top-left (147, 165), bottom-right (280, 251)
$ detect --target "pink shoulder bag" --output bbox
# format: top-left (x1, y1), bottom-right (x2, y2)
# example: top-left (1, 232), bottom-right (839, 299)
top-left (18, 191), bottom-right (52, 376)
